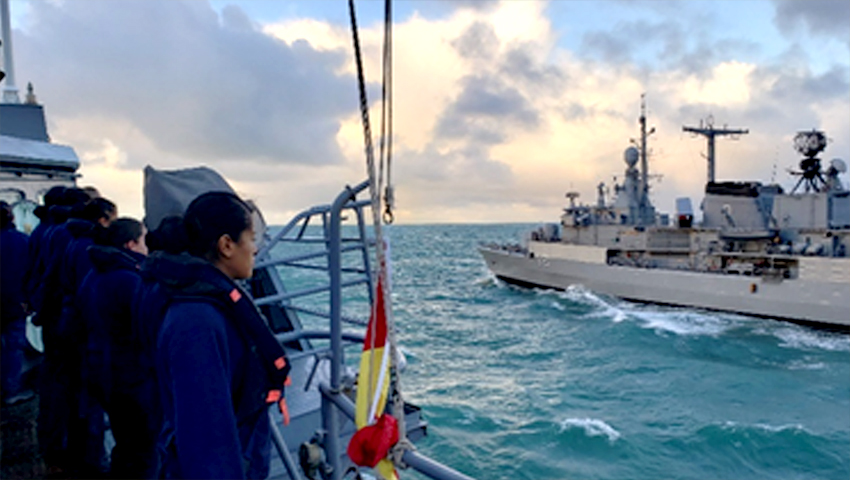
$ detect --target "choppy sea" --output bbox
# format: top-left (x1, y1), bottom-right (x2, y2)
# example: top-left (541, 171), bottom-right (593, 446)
top-left (380, 223), bottom-right (850, 480)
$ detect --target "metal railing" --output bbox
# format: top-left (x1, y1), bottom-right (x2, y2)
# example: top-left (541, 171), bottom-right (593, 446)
top-left (255, 180), bottom-right (475, 480)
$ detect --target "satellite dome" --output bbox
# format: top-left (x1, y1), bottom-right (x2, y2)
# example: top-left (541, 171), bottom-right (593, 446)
top-left (624, 147), bottom-right (639, 167)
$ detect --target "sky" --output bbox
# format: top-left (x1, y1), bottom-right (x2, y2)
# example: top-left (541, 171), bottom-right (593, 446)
top-left (5, 0), bottom-right (850, 225)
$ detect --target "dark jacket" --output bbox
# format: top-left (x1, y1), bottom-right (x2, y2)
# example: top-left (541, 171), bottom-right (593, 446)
top-left (141, 253), bottom-right (289, 480)
top-left (23, 218), bottom-right (52, 309)
top-left (57, 219), bottom-right (101, 339)
top-left (1, 225), bottom-right (29, 325)
top-left (32, 215), bottom-right (74, 327)
top-left (79, 245), bottom-right (148, 403)
top-left (80, 245), bottom-right (160, 479)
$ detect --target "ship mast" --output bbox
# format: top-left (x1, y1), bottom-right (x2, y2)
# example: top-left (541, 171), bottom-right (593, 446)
top-left (0, 0), bottom-right (20, 103)
top-left (683, 119), bottom-right (748, 184)
top-left (637, 94), bottom-right (655, 225)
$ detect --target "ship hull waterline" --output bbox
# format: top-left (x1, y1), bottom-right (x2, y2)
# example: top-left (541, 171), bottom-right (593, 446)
top-left (480, 247), bottom-right (850, 330)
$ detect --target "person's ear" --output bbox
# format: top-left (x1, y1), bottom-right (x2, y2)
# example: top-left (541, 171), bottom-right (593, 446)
top-left (217, 234), bottom-right (236, 259)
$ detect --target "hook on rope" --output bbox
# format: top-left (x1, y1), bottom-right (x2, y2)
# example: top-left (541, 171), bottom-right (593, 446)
top-left (382, 185), bottom-right (395, 224)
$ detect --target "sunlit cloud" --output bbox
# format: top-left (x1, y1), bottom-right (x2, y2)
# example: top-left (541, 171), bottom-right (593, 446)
top-left (8, 0), bottom-right (848, 225)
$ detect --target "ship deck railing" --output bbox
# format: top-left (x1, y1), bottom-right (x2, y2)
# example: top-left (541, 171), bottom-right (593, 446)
top-left (255, 180), bottom-right (475, 480)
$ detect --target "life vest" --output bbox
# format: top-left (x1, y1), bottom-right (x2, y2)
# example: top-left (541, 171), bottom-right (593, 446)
top-left (138, 252), bottom-right (292, 423)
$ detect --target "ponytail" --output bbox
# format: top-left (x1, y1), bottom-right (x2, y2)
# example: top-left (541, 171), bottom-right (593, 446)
top-left (96, 217), bottom-right (143, 248)
top-left (146, 215), bottom-right (189, 255)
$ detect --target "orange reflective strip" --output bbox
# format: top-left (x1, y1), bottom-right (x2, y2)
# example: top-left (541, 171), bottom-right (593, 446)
top-left (266, 389), bottom-right (281, 403)
top-left (285, 376), bottom-right (292, 387)
top-left (274, 356), bottom-right (287, 370)
top-left (279, 398), bottom-right (290, 426)
top-left (229, 289), bottom-right (242, 302)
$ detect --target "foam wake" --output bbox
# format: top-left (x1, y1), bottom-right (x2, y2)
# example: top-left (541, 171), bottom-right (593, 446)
top-left (770, 326), bottom-right (850, 352)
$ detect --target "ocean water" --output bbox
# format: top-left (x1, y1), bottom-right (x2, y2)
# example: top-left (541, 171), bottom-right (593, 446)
top-left (378, 223), bottom-right (850, 480)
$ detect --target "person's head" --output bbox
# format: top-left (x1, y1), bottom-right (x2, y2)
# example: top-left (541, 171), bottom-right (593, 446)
top-left (0, 201), bottom-right (13, 229)
top-left (36, 186), bottom-right (67, 220)
top-left (146, 215), bottom-right (188, 255)
top-left (59, 187), bottom-right (91, 208)
top-left (82, 197), bottom-right (118, 227)
top-left (184, 192), bottom-right (256, 280)
top-left (103, 217), bottom-right (147, 255)
top-left (81, 186), bottom-right (101, 200)
top-left (43, 186), bottom-right (67, 207)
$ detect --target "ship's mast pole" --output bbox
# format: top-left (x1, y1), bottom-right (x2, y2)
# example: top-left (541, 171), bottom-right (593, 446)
top-left (0, 0), bottom-right (20, 103)
top-left (682, 123), bottom-right (748, 184)
top-left (638, 94), bottom-right (655, 224)
top-left (639, 95), bottom-right (648, 203)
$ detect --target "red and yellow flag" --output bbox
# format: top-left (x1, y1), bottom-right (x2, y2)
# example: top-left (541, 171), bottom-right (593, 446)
top-left (348, 274), bottom-right (399, 480)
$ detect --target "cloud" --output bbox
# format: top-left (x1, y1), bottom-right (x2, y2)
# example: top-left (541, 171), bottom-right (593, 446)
top-left (772, 0), bottom-right (850, 38)
top-left (8, 0), bottom-right (848, 225)
top-left (435, 75), bottom-right (540, 144)
top-left (15, 0), bottom-right (356, 168)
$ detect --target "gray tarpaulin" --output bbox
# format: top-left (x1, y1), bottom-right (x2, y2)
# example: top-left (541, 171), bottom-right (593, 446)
top-left (143, 165), bottom-right (268, 247)
top-left (143, 165), bottom-right (236, 229)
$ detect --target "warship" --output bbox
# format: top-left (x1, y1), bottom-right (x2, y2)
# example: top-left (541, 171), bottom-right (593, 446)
top-left (0, 0), bottom-right (475, 478)
top-left (480, 97), bottom-right (850, 329)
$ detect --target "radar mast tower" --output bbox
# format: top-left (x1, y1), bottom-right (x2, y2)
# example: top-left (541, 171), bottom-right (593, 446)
top-left (683, 119), bottom-right (748, 184)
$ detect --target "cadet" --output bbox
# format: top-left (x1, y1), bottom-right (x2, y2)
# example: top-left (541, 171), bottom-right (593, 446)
top-left (143, 192), bottom-right (290, 479)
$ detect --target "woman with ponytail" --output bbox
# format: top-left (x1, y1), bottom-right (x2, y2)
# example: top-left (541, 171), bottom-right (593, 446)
top-left (141, 192), bottom-right (290, 479)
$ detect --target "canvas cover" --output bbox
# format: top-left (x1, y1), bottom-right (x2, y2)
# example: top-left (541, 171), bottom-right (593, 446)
top-left (142, 166), bottom-right (268, 247)
top-left (143, 165), bottom-right (236, 230)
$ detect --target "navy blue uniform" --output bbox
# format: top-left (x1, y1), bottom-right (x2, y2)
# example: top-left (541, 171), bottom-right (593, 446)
top-left (1, 223), bottom-right (30, 401)
top-left (61, 219), bottom-right (109, 476)
top-left (141, 253), bottom-right (288, 479)
top-left (35, 215), bottom-right (77, 470)
top-left (80, 245), bottom-right (159, 478)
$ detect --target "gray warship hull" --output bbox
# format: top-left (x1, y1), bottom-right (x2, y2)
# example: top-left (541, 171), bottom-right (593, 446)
top-left (480, 242), bottom-right (850, 328)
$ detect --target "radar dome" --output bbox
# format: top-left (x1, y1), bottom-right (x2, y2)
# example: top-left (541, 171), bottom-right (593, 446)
top-left (830, 158), bottom-right (847, 174)
top-left (624, 147), bottom-right (639, 167)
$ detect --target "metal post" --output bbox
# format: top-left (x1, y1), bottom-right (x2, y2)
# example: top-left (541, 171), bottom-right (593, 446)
top-left (326, 180), bottom-right (369, 480)
top-left (269, 411), bottom-right (305, 480)
top-left (707, 136), bottom-right (716, 184)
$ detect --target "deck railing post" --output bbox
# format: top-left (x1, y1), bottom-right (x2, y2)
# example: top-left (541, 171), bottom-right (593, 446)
top-left (325, 180), bottom-right (369, 480)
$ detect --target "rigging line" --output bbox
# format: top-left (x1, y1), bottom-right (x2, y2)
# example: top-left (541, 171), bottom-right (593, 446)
top-left (348, 0), bottom-right (409, 469)
top-left (378, 0), bottom-right (411, 462)
top-left (382, 0), bottom-right (394, 225)
top-left (347, 0), bottom-right (398, 412)
top-left (347, 0), bottom-right (381, 412)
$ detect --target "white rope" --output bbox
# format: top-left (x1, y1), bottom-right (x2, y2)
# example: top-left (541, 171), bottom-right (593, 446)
top-left (348, 0), bottom-right (411, 472)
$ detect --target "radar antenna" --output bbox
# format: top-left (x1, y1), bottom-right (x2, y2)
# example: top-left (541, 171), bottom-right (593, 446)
top-left (683, 117), bottom-right (748, 184)
top-left (790, 130), bottom-right (828, 193)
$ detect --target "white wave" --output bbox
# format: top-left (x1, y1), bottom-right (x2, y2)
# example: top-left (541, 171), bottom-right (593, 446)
top-left (772, 327), bottom-right (850, 352)
top-left (720, 420), bottom-right (810, 434)
top-left (557, 286), bottom-right (629, 322)
top-left (631, 309), bottom-right (733, 336)
top-left (754, 423), bottom-right (809, 433)
top-left (786, 359), bottom-right (826, 370)
top-left (559, 417), bottom-right (621, 442)
top-left (474, 275), bottom-right (498, 286)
